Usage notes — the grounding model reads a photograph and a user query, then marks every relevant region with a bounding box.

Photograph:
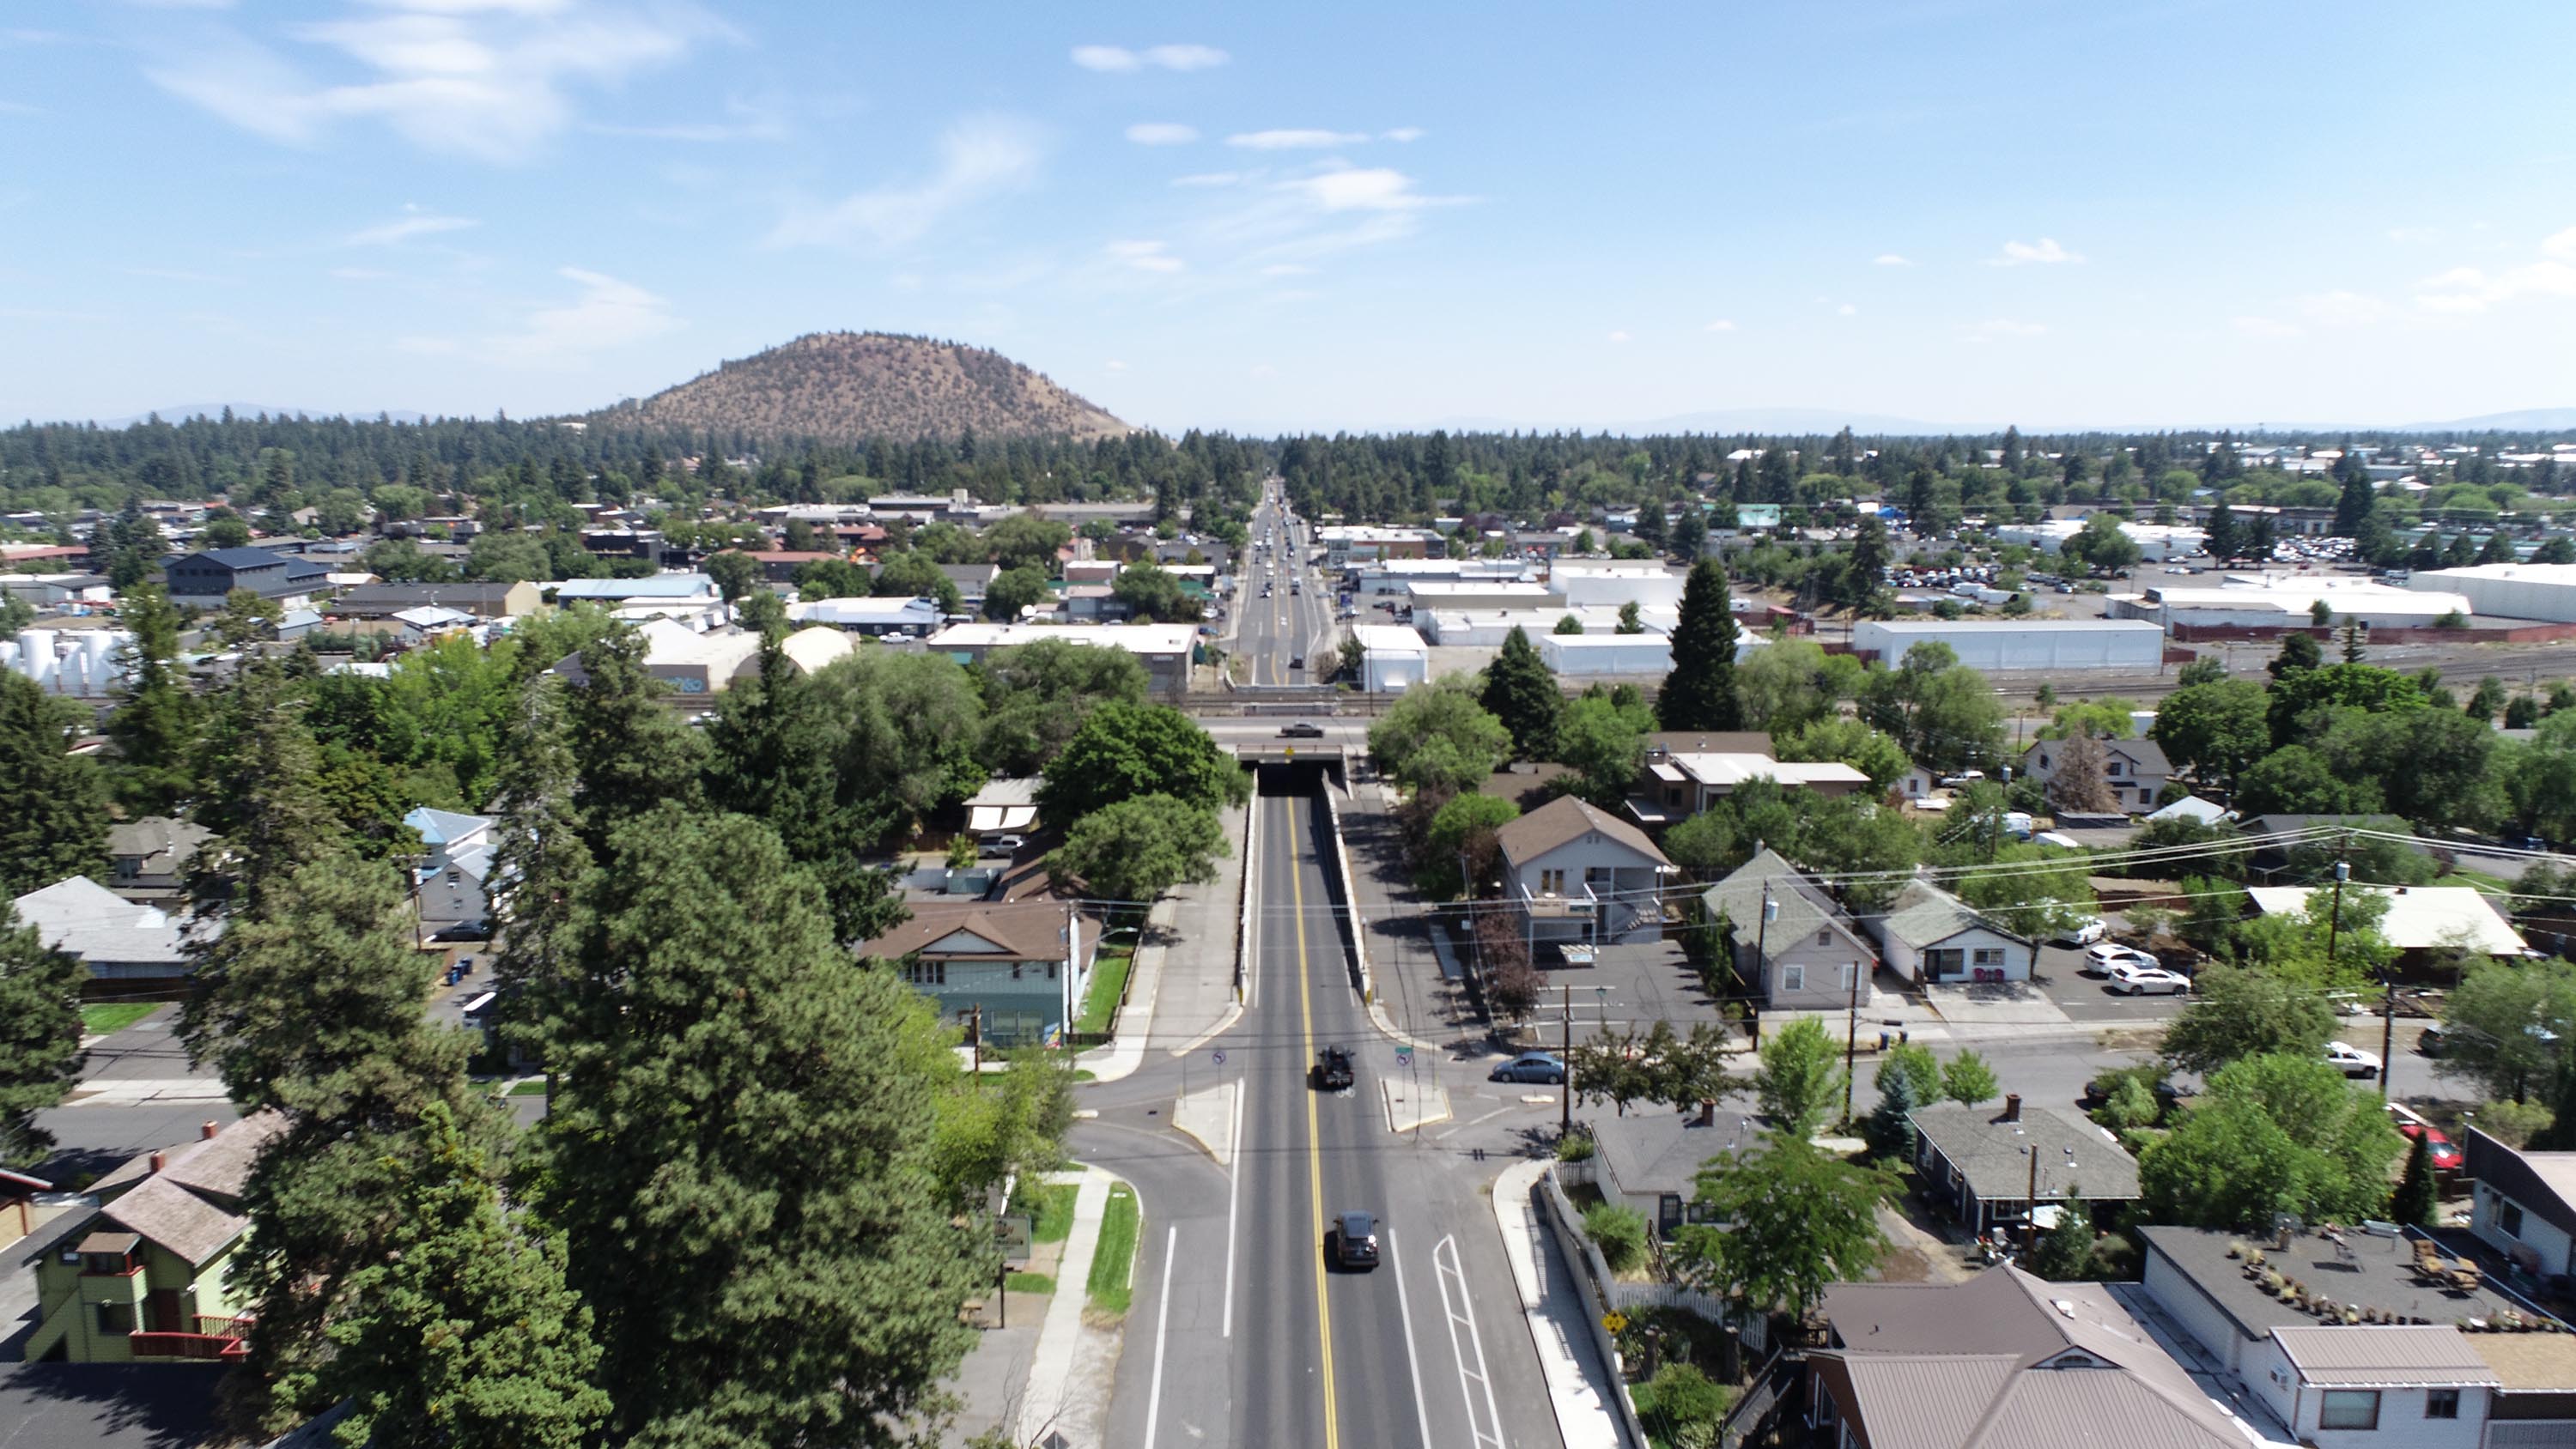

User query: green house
[26,1113,283,1364]
[860,900,1092,1048]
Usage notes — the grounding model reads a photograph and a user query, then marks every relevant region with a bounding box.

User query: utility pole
[2026,1143,2042,1257]
[1844,949,1867,1126]
[1560,981,1574,1138]
[1750,886,1777,1051]
[969,1004,981,1074]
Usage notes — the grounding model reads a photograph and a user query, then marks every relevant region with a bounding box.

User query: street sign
[1601,1311,1628,1335]
[1395,1047,1413,1066]
[1212,1050,1226,1065]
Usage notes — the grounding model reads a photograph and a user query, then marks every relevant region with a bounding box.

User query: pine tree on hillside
[1658,559,1744,731]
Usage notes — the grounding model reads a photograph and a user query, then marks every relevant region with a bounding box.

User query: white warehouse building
[1420,605,1677,646]
[1990,519,2208,562]
[1351,624,1431,693]
[1405,580,1564,614]
[2111,574,2472,629]
[1546,562,1689,610]
[2408,563,2576,622]
[1852,619,2166,672]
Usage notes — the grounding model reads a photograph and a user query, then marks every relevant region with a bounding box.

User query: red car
[2393,1116,2465,1173]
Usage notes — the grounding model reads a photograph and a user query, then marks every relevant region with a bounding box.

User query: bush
[2479,1098,2555,1149]
[1633,1362,1732,1444]
[1583,1201,1650,1273]
[1556,1132,1597,1162]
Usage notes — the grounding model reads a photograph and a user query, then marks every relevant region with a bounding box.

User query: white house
[2464,1128,2576,1281]
[1492,796,1676,951]
[1870,878,2032,985]
[405,806,500,939]
[2245,1327,2494,1449]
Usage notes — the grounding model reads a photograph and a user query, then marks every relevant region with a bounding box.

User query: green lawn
[1005,1271,1055,1294]
[1018,1182,1078,1244]
[1077,949,1133,1036]
[80,1003,157,1037]
[1086,1183,1141,1319]
[507,1078,550,1097]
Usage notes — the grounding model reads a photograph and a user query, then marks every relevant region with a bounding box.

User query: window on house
[1540,869,1567,895]
[1972,948,2005,967]
[1781,964,1806,993]
[2319,1391,2381,1430]
[1816,929,1832,946]
[2107,761,2123,777]
[1840,963,1857,990]
[97,1302,134,1334]
[907,961,946,987]
[2426,1389,2459,1420]
[2502,1201,2526,1239]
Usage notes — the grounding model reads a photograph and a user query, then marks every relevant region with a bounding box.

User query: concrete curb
[1490,1159,1631,1449]
[1173,1082,1238,1167]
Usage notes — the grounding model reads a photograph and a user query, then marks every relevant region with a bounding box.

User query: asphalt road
[1084,770,1551,1449]
[1238,488,1341,687]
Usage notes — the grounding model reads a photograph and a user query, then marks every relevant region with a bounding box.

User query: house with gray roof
[106,816,210,900]
[1807,1265,2249,1449]
[1702,848,1875,1011]
[2020,735,2172,814]
[2250,1325,2497,1449]
[1584,1106,1754,1239]
[1871,876,2034,985]
[1908,1097,2140,1239]
[404,807,500,940]
[2464,1126,2576,1282]
[11,876,206,981]
[1493,795,1675,951]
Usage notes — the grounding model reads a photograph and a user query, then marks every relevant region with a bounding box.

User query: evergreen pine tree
[321,1101,611,1449]
[105,584,202,810]
[2480,530,2518,565]
[0,671,108,897]
[532,806,984,1446]
[2205,503,2242,561]
[1658,559,1744,731]
[2247,510,2277,561]
[2332,470,2376,539]
[1844,518,1890,611]
[2391,1132,2437,1228]
[1863,1058,1923,1160]
[2269,630,2323,680]
[2342,621,2366,663]
[0,906,82,1167]
[562,627,708,856]
[1481,627,1563,761]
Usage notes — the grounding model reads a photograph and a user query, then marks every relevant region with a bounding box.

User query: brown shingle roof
[1493,794,1669,870]
[861,901,1078,963]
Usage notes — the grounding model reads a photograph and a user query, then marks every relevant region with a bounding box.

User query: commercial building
[1419,605,1679,646]
[1851,618,2166,672]
[1317,524,1442,566]
[2409,563,2576,623]
[1350,624,1429,693]
[1403,580,1564,614]
[1535,633,1675,677]
[2242,883,2530,959]
[161,546,332,606]
[2111,574,2472,630]
[331,580,544,621]
[1631,746,1869,822]
[1349,558,1528,597]
[0,628,133,696]
[550,620,854,700]
[545,573,721,608]
[1546,561,1689,610]
[786,596,945,636]
[921,622,1197,700]
[1990,518,2209,561]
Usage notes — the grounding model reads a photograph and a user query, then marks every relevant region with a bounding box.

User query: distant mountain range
[586,331,1131,443]
[2396,408,2576,432]
[95,403,428,427]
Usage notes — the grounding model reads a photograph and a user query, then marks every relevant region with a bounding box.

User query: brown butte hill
[592,331,1130,443]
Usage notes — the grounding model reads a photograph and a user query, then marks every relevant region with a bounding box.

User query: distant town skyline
[5,0,2573,433]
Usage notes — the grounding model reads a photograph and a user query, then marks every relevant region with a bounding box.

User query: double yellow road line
[1287,799,1340,1449]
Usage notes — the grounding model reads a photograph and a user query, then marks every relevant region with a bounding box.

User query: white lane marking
[1388,1230,1437,1449]
[1143,1222,1178,1447]
[1224,1078,1245,1337]
[1434,1234,1506,1449]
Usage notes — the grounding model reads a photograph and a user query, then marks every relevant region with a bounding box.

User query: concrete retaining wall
[1316,782,1371,997]
[1538,1165,1653,1448]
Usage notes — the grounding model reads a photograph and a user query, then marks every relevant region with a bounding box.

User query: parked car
[2050,919,2109,947]
[2106,964,2193,996]
[979,834,1027,858]
[1490,1052,1567,1085]
[2391,1113,2466,1172]
[1330,1210,1380,1270]
[2324,1040,2384,1079]
[1311,1046,1354,1091]
[2417,1024,2446,1057]
[2083,943,2160,976]
[1279,721,1326,738]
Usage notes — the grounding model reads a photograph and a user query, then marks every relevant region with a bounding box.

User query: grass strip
[1085,1183,1140,1319]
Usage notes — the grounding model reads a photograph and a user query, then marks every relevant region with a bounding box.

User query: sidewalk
[1012,1167,1121,1449]
[1339,773,1493,1056]
[1491,1158,1630,1449]
[1085,798,1249,1082]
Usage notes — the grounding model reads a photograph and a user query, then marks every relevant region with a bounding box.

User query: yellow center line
[1287,797,1340,1449]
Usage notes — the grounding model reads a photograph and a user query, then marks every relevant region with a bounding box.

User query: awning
[969,805,1039,833]
[76,1231,140,1255]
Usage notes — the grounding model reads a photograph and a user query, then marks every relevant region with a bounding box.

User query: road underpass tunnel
[1255,761,1364,991]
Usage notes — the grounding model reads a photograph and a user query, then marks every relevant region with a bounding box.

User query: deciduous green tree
[1753,1017,1847,1137]
[2138,1052,2403,1229]
[1674,1133,1890,1319]
[1048,793,1229,903]
[1941,1051,2001,1106]
[1041,700,1245,817]
[2161,965,2339,1074]
[1553,690,1654,808]
[974,636,1151,778]
[2438,958,2576,1103]
[1368,676,1512,797]
[2150,679,2270,791]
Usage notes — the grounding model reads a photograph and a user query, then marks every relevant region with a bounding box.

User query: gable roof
[2464,1126,2576,1243]
[860,900,1078,964]
[1818,1267,2244,1449]
[1494,794,1670,870]
[106,815,211,871]
[91,1111,285,1265]
[404,807,493,848]
[1878,878,2027,950]
[1906,1103,2140,1203]
[1702,848,1870,965]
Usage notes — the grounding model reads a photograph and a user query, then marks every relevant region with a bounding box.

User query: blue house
[860,901,1092,1048]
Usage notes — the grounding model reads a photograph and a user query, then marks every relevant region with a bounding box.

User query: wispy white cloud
[1837,302,1857,316]
[1107,239,1183,274]
[1281,167,1448,213]
[2231,315,2301,339]
[1104,358,1128,371]
[1381,127,1424,142]
[1228,128,1368,150]
[766,116,1043,249]
[403,264,677,366]
[1873,253,1913,267]
[587,95,788,142]
[1072,43,1228,72]
[1606,330,1631,343]
[143,0,732,163]
[1704,318,1735,332]
[1965,318,2045,339]
[1990,237,2081,266]
[2412,225,2576,314]
[344,204,477,246]
[1172,171,1248,187]
[1125,122,1197,145]
[2298,290,2386,325]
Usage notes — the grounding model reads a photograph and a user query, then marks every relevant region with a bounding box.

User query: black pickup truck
[1311,1046,1354,1091]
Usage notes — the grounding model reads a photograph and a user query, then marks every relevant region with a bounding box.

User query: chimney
[1698,1099,1716,1126]
[2002,1093,2022,1124]
[149,1151,167,1175]
[201,1120,220,1141]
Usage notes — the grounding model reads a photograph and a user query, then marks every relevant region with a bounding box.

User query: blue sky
[6,0,2575,433]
